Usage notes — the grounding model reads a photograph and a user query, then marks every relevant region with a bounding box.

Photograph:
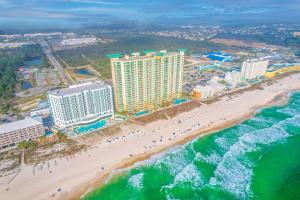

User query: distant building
[30,107,51,117]
[0,118,44,150]
[109,49,185,113]
[265,65,300,79]
[60,37,97,46]
[241,59,269,80]
[48,81,114,129]
[225,71,242,86]
[193,83,226,101]
[207,52,232,62]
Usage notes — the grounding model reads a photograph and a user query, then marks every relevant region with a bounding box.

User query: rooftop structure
[207,52,232,62]
[0,118,42,135]
[0,118,44,150]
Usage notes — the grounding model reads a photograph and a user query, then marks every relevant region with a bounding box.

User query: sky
[0,0,300,30]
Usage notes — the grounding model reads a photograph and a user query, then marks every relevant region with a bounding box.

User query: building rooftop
[207,52,232,62]
[109,49,186,62]
[0,118,42,135]
[48,81,109,96]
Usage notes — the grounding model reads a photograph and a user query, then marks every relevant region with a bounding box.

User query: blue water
[22,81,32,89]
[173,98,188,105]
[76,68,91,75]
[134,110,150,118]
[75,119,107,134]
[45,131,53,136]
[24,57,42,67]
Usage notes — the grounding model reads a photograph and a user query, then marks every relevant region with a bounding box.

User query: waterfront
[1,73,300,200]
[84,91,300,200]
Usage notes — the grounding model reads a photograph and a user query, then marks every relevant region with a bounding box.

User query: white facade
[30,107,51,117]
[48,81,114,128]
[193,83,226,100]
[0,118,44,150]
[241,59,269,80]
[225,71,242,86]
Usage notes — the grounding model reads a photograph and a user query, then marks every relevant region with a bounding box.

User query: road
[38,39,73,86]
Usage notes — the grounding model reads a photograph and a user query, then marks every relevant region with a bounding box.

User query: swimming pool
[133,110,149,118]
[74,119,107,134]
[173,98,188,105]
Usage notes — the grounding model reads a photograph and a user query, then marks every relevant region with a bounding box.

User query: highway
[39,39,73,86]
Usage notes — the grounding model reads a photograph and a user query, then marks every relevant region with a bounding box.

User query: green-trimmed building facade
[109,49,185,113]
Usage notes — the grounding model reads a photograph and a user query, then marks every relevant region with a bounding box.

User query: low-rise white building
[48,81,114,129]
[0,118,44,150]
[241,58,269,80]
[193,83,226,101]
[225,71,242,86]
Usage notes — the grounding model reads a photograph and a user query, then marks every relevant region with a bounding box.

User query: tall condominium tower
[109,49,185,113]
[241,58,269,80]
[48,81,114,128]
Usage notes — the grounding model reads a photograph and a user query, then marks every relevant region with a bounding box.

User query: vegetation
[215,31,300,47]
[17,140,38,151]
[54,34,225,79]
[56,131,68,141]
[0,103,21,116]
[0,44,46,100]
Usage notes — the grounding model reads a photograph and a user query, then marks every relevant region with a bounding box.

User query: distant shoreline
[69,90,293,200]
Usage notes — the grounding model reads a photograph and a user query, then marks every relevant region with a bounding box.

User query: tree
[17,140,38,151]
[56,131,67,141]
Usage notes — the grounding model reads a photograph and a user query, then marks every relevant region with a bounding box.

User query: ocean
[84,91,300,200]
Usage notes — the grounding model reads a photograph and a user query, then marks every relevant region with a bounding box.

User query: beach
[1,73,300,200]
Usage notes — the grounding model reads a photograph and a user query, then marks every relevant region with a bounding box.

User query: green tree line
[0,44,45,99]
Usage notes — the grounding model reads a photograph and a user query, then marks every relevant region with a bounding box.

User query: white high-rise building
[241,59,269,80]
[48,81,114,128]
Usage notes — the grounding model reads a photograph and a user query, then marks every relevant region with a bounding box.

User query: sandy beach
[1,73,300,200]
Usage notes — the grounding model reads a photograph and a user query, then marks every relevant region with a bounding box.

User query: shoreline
[68,90,292,200]
[1,73,300,200]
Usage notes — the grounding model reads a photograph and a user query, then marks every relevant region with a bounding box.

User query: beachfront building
[109,49,185,113]
[225,71,243,86]
[193,83,226,101]
[265,64,300,79]
[241,58,269,80]
[48,81,114,129]
[0,118,44,150]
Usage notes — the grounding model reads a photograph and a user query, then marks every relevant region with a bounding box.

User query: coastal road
[39,39,73,86]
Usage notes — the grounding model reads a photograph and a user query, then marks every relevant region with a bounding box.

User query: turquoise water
[134,110,150,118]
[74,119,107,134]
[173,98,188,105]
[84,91,300,200]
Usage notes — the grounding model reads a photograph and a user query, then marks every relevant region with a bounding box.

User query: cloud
[0,0,300,29]
[65,0,121,5]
